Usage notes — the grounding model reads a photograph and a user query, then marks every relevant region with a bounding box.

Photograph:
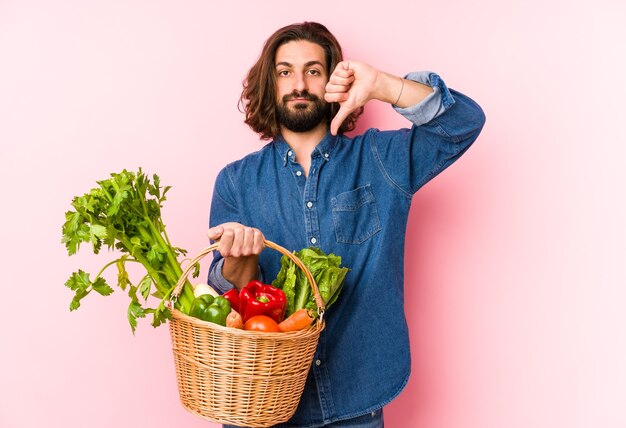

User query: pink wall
[1,1,625,427]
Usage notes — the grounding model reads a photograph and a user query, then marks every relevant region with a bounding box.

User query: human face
[274,40,330,133]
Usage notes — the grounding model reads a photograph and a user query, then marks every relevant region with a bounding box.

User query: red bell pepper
[222,288,241,314]
[239,280,287,323]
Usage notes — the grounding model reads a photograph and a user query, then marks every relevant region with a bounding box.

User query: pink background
[1,1,625,427]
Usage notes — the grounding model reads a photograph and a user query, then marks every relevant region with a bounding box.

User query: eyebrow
[275,60,325,68]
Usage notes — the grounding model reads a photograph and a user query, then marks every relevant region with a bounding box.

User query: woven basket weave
[168,240,325,427]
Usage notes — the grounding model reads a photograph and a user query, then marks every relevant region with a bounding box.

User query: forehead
[275,40,326,68]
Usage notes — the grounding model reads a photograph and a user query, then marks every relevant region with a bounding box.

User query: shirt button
[296,171,302,176]
[324,153,329,159]
[315,359,321,366]
[306,201,313,208]
[310,237,317,244]
[287,150,293,157]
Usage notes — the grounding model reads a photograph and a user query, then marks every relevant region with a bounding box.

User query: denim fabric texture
[222,409,384,428]
[208,72,486,428]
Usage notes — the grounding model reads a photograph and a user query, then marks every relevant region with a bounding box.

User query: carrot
[278,308,315,332]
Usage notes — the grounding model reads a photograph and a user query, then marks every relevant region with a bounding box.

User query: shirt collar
[274,131,338,166]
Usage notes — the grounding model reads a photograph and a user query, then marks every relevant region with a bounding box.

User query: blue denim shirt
[208,72,485,428]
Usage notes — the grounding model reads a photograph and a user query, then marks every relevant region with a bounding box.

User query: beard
[276,90,331,133]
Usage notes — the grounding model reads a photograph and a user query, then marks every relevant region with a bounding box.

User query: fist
[207,222,265,258]
[324,60,379,135]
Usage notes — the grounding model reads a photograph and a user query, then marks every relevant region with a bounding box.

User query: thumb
[330,105,352,136]
[207,225,224,241]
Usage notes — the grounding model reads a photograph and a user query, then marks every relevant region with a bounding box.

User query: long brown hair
[239,22,363,140]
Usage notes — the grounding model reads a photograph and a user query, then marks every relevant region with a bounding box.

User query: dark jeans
[223,408,384,428]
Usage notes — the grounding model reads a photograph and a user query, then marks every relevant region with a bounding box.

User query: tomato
[243,315,281,333]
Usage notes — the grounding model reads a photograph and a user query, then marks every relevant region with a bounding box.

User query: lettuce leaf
[272,247,349,317]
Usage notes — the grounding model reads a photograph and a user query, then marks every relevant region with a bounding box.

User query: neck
[280,121,328,159]
[280,122,328,150]
[280,121,328,177]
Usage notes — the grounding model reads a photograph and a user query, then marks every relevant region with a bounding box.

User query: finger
[218,228,235,257]
[327,73,354,87]
[331,61,354,78]
[207,225,224,241]
[230,227,245,257]
[252,229,265,254]
[241,227,255,256]
[330,105,354,136]
[325,81,352,94]
[325,91,350,103]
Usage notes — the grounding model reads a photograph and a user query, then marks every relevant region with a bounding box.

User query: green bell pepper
[189,294,231,326]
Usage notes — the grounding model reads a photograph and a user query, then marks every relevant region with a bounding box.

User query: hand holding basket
[168,240,325,427]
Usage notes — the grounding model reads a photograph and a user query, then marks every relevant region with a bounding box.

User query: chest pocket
[331,184,382,244]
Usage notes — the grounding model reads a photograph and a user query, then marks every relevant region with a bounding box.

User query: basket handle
[170,240,326,319]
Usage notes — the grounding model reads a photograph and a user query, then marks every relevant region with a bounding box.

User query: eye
[308,69,322,76]
[277,70,290,77]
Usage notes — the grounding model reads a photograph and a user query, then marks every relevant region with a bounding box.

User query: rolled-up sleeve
[370,71,486,195]
[392,71,455,125]
[207,258,236,293]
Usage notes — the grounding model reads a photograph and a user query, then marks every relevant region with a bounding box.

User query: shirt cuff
[392,71,455,126]
[208,257,237,294]
[207,257,265,294]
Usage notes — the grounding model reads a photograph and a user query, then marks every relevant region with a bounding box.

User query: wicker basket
[168,240,325,427]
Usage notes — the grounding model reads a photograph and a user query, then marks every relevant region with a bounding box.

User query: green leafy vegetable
[272,247,349,317]
[61,168,196,333]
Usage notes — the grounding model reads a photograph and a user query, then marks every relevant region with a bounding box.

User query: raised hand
[324,60,379,135]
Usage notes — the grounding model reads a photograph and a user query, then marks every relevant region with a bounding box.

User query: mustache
[282,90,319,102]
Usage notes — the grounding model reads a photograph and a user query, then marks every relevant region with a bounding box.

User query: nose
[293,72,306,92]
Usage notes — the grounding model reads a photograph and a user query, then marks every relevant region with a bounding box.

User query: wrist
[373,71,404,105]
[223,255,259,290]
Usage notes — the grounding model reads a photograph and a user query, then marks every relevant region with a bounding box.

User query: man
[207,22,485,428]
